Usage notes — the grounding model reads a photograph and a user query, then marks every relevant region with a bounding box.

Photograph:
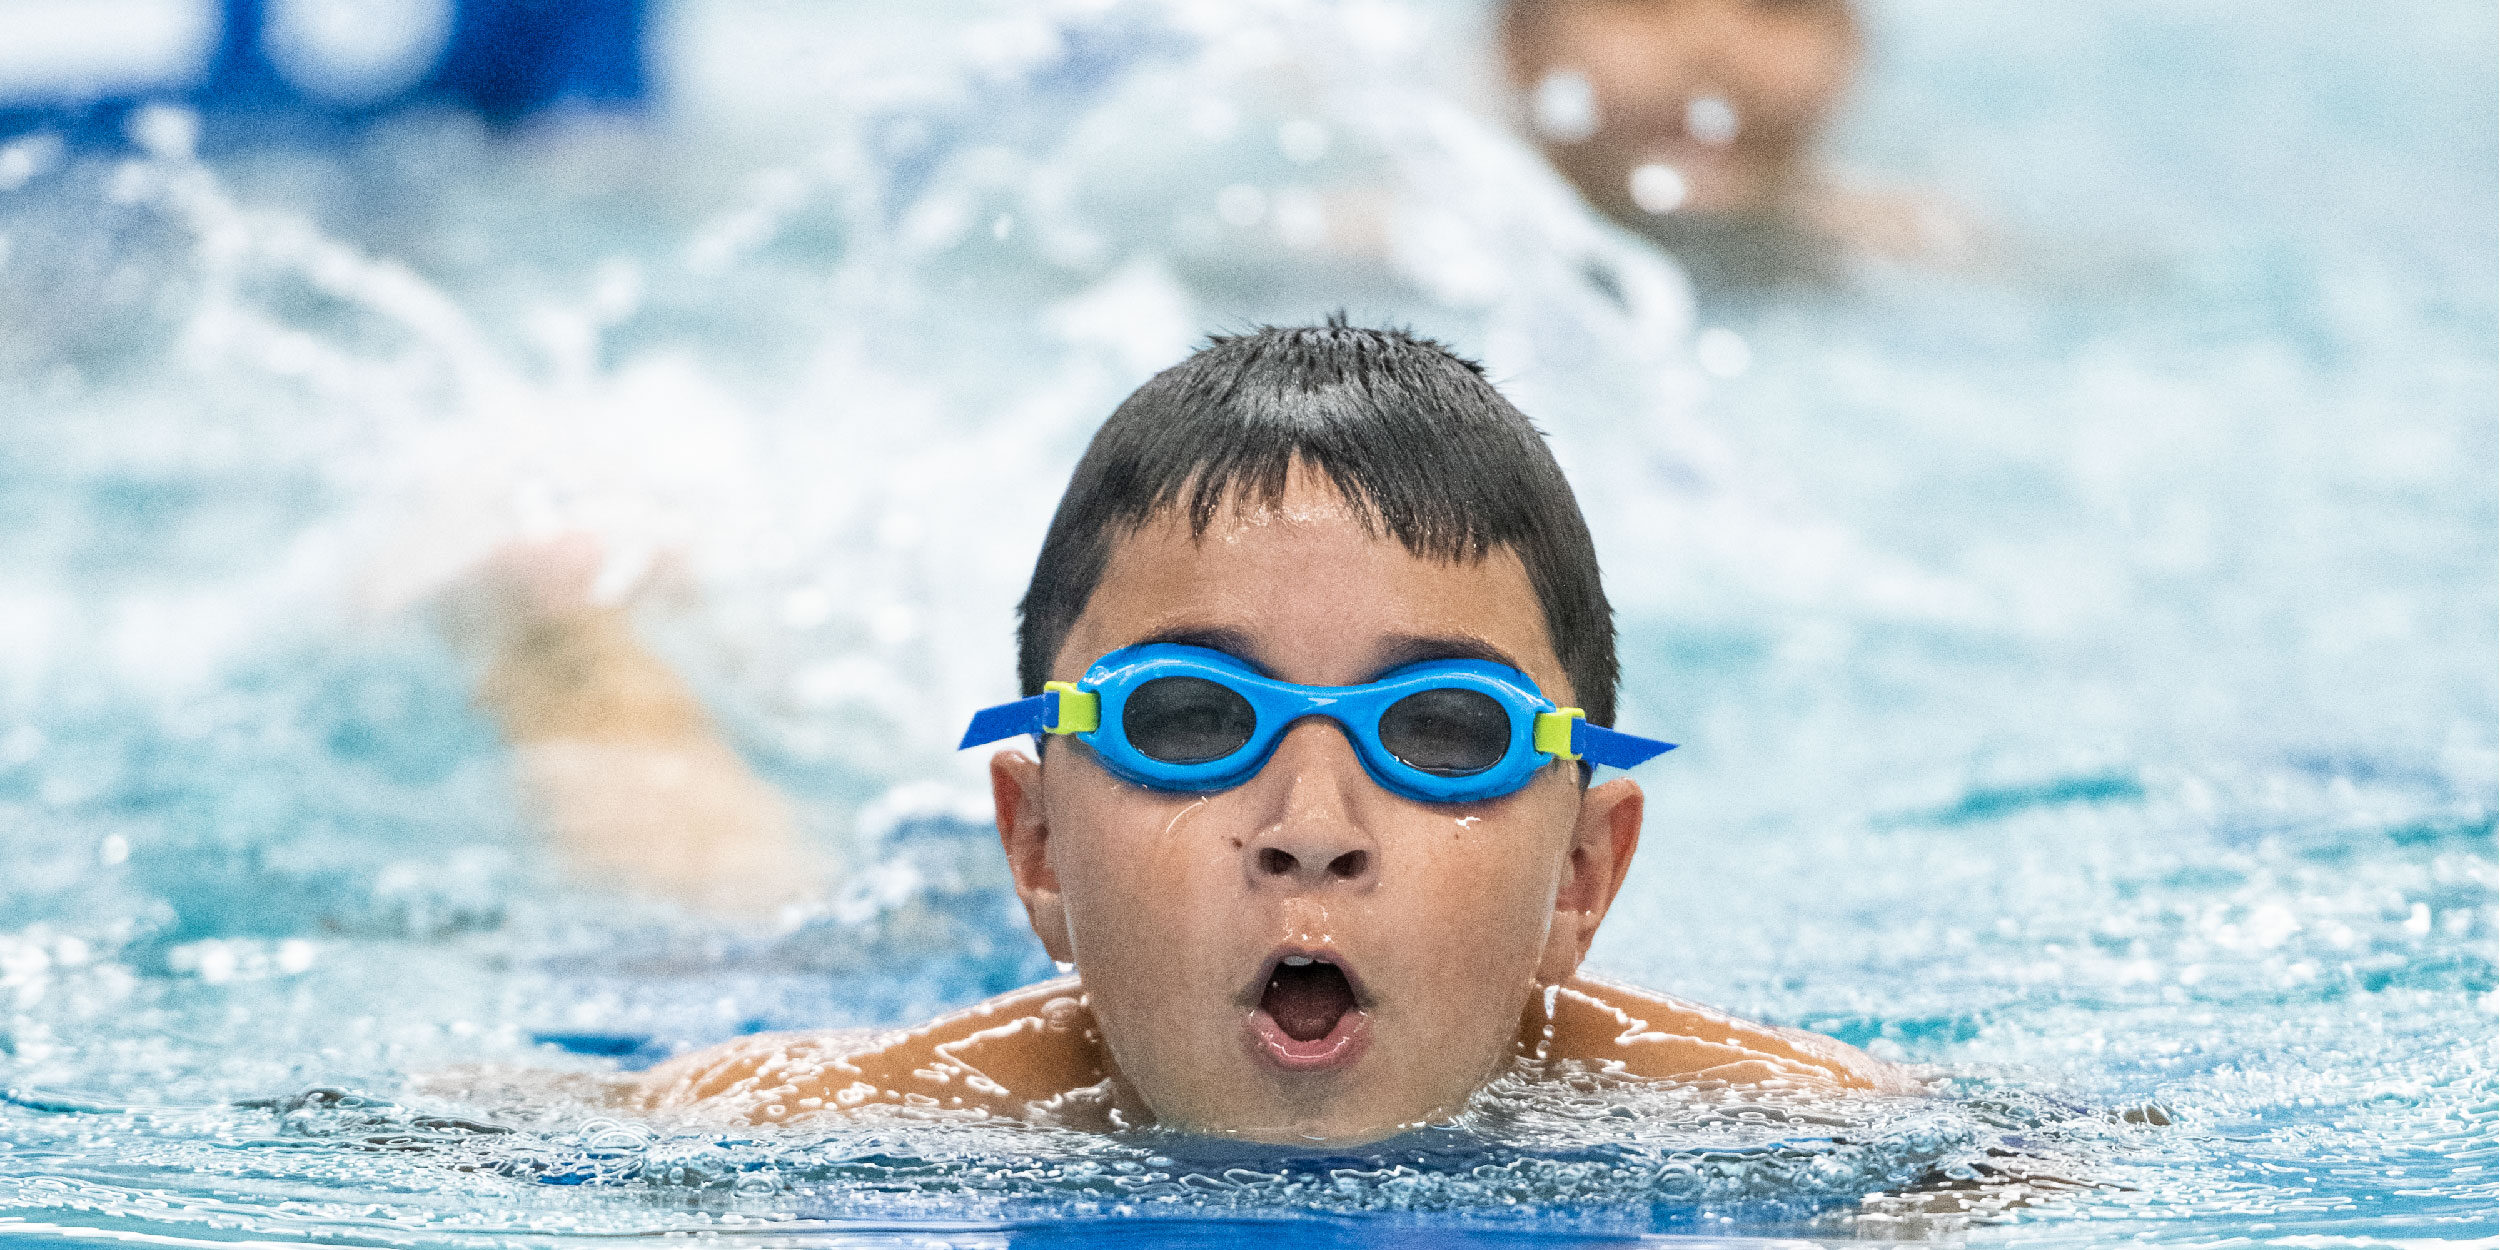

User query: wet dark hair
[1016,319,1620,726]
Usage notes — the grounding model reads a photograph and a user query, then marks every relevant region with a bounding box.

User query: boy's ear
[991,748,1073,965]
[1535,777,1644,984]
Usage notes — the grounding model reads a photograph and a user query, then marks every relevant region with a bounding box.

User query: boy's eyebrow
[1126,627,1527,682]
[1133,626,1275,675]
[1365,633,1527,679]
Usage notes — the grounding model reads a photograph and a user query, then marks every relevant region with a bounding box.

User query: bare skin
[634,467,1910,1142]
[635,972,1900,1129]
[1498,0,1984,288]
[444,535,818,915]
[1503,0,1860,223]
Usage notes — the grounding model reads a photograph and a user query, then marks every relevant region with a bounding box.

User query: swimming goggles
[959,643,1675,804]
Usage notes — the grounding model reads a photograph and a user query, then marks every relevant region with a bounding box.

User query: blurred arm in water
[438,536,819,916]
[1496,0,1988,299]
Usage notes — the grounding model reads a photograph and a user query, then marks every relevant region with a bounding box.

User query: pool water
[0,0,2492,1245]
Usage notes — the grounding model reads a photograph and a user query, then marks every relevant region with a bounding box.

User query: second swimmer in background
[1496,0,1983,300]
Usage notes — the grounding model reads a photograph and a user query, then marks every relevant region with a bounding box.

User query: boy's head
[1499,0,1860,226]
[988,323,1648,1143]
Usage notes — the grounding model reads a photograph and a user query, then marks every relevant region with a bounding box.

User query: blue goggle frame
[959,643,1675,804]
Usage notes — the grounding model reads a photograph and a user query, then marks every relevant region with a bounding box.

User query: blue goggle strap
[958,683,1101,750]
[1536,708,1679,771]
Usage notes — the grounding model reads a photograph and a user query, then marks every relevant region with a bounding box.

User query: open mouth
[1248,953,1371,1071]
[1265,957,1357,1041]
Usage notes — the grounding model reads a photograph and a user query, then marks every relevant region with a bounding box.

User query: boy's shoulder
[1529,975,1914,1092]
[638,974,1912,1124]
[635,977,1126,1126]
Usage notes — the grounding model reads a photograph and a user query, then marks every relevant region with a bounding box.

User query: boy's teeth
[1281,955,1314,967]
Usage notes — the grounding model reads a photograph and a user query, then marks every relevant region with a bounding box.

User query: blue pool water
[0,0,2492,1245]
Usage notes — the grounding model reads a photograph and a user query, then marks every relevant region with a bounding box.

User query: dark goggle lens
[1378,688,1512,776]
[1121,676,1257,764]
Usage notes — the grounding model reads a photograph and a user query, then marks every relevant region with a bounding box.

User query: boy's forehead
[1055,477,1572,699]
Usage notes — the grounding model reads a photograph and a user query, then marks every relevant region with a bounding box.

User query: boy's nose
[1242,719,1381,893]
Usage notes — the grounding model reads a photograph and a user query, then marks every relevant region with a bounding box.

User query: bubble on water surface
[1215,182,1266,228]
[1684,96,1739,147]
[1530,69,1599,144]
[1277,118,1331,164]
[0,132,64,192]
[1695,326,1751,377]
[1629,163,1687,215]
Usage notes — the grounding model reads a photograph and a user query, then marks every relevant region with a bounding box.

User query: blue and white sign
[0,0,649,142]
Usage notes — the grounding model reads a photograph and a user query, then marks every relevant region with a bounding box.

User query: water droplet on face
[1628,163,1688,215]
[1531,68,1600,144]
[1685,96,1740,147]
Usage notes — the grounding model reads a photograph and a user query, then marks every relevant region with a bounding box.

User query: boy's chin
[1155,1100,1446,1148]
[1133,1060,1478,1147]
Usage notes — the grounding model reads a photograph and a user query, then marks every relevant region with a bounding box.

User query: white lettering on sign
[265,0,454,105]
[0,0,218,104]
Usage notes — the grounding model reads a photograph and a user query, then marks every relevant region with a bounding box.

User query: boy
[474,323,1908,1144]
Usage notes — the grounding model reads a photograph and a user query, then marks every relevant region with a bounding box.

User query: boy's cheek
[1425,791,1588,961]
[1047,783,1233,948]
[1050,771,1212,876]
[1405,843,1568,981]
